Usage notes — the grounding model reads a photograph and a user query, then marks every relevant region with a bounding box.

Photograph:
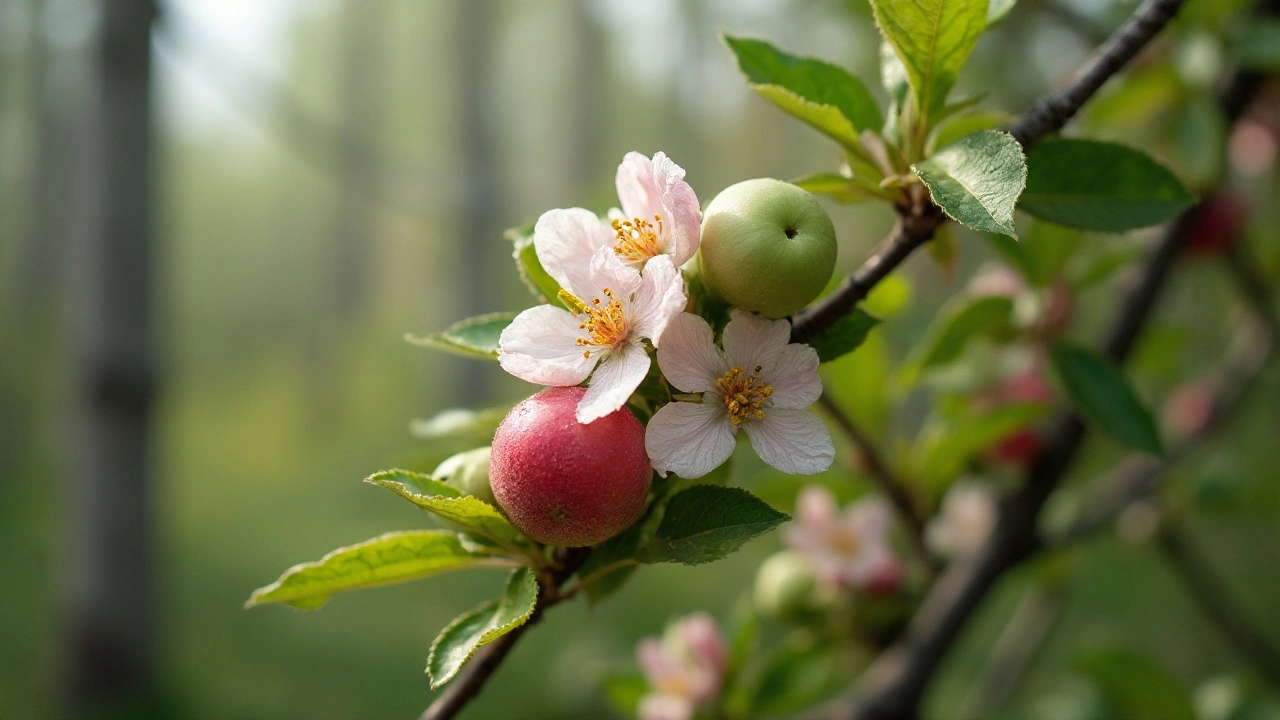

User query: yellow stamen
[570,287,629,354]
[612,214,663,264]
[715,365,773,426]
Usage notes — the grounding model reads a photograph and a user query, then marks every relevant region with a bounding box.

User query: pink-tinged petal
[655,313,726,394]
[534,207,615,297]
[844,497,892,545]
[637,639,680,687]
[796,485,839,527]
[637,694,695,720]
[743,408,834,475]
[498,305,596,386]
[617,151,664,225]
[629,255,689,345]
[678,613,728,679]
[722,310,790,375]
[765,343,822,409]
[585,245,644,303]
[577,342,651,424]
[645,401,736,479]
[653,151,702,266]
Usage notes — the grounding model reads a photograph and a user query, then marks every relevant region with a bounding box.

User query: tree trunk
[59,0,158,717]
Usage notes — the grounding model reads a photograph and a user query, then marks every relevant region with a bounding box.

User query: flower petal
[498,305,596,386]
[645,401,736,479]
[743,408,834,475]
[533,207,615,297]
[586,245,644,303]
[629,254,688,346]
[765,343,822,409]
[637,695,695,720]
[655,313,726,394]
[844,497,892,544]
[616,152,665,226]
[653,151,702,267]
[577,341,650,423]
[636,639,680,687]
[722,310,790,376]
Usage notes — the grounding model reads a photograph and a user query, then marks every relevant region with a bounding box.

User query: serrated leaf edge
[426,569,538,689]
[244,529,476,610]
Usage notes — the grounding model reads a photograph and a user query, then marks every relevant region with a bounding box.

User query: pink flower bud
[1164,382,1215,438]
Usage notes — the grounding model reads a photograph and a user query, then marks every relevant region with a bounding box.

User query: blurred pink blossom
[783,486,900,594]
[636,613,728,720]
[925,481,998,559]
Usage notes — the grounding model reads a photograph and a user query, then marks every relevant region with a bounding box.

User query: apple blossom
[783,485,900,593]
[635,613,728,720]
[925,481,998,559]
[498,246,686,423]
[644,310,834,478]
[534,151,701,280]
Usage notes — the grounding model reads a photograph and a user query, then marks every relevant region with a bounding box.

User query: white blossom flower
[498,246,686,423]
[645,310,834,478]
[535,152,701,282]
[636,613,728,720]
[783,486,900,593]
[925,480,997,559]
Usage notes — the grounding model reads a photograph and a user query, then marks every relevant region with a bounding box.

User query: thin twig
[817,394,937,575]
[1161,527,1280,689]
[792,207,946,344]
[958,583,1066,719]
[419,547,590,720]
[1009,0,1189,146]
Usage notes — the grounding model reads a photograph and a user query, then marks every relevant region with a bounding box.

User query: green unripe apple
[433,446,497,507]
[698,178,838,319]
[754,550,818,622]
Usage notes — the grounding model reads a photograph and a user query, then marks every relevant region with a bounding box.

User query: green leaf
[913,130,1027,238]
[1233,20,1280,71]
[245,530,488,611]
[640,485,789,565]
[426,567,538,688]
[405,312,517,361]
[1019,139,1194,232]
[987,0,1016,24]
[1078,649,1196,720]
[930,110,1011,155]
[366,470,530,549]
[723,35,881,153]
[505,223,564,306]
[807,309,881,363]
[1050,342,1163,454]
[871,0,988,130]
[409,406,508,442]
[913,295,1015,371]
[792,172,885,204]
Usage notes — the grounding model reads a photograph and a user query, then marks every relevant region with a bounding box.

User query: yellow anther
[715,366,774,426]
[612,215,664,264]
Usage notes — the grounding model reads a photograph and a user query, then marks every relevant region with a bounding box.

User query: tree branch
[418,548,590,720]
[1161,527,1280,689]
[792,206,946,344]
[818,394,937,575]
[959,582,1066,718]
[1009,0,1189,146]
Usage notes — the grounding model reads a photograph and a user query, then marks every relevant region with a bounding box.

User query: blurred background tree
[0,0,1277,719]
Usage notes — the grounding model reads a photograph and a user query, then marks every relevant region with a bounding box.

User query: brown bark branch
[1009,0,1189,146]
[817,394,937,575]
[1160,528,1280,690]
[419,548,590,720]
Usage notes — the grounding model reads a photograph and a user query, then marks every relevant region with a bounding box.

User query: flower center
[716,366,773,426]
[612,214,663,264]
[829,526,861,557]
[563,288,630,357]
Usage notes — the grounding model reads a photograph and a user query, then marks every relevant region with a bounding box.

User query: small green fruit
[433,446,497,507]
[754,550,818,621]
[698,178,837,318]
